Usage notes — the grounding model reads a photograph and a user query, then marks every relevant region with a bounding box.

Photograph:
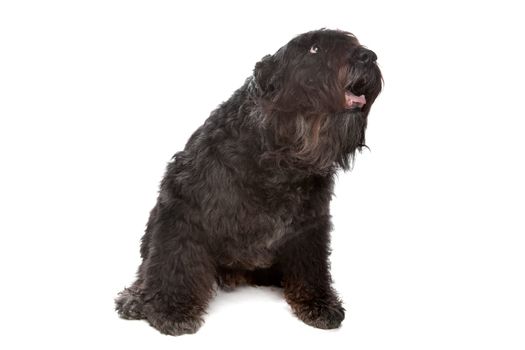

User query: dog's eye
[309,45,319,54]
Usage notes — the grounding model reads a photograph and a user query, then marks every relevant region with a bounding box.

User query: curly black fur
[115,29,382,335]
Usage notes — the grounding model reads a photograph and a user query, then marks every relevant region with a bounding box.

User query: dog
[115,29,382,335]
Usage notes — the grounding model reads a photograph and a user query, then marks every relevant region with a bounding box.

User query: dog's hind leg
[140,215,216,336]
[115,204,159,321]
[115,276,147,320]
[116,202,216,336]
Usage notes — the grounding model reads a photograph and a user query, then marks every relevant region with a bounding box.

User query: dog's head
[253,29,383,172]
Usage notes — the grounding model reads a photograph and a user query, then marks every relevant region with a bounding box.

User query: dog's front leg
[279,219,345,329]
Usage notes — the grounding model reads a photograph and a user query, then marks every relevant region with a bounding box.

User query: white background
[1,1,524,349]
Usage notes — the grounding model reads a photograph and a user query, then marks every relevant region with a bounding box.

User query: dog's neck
[253,109,367,176]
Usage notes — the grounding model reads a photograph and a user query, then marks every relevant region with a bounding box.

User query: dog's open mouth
[344,88,366,110]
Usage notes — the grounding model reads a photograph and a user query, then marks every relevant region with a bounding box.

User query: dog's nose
[357,49,377,64]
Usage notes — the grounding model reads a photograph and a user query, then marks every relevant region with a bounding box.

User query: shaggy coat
[116,29,382,335]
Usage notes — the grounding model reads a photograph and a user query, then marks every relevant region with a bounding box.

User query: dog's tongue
[345,91,366,109]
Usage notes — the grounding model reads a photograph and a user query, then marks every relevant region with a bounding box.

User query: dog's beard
[332,110,368,170]
[260,110,367,173]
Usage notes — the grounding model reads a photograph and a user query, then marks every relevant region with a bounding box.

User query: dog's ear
[253,54,279,96]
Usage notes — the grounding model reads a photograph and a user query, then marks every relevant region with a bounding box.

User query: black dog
[116,29,382,335]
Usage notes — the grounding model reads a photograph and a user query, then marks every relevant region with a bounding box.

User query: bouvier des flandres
[116,29,382,335]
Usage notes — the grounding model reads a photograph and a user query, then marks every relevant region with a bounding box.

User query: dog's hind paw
[115,287,146,320]
[145,311,203,336]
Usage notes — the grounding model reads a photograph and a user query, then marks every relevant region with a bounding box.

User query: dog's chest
[217,211,293,269]
[212,181,319,269]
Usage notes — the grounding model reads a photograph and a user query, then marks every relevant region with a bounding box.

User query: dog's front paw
[290,297,345,329]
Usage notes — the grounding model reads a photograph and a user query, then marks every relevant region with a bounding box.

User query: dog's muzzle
[345,91,366,110]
